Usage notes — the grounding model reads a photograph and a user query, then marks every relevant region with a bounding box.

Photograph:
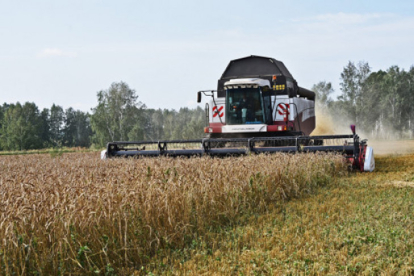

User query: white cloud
[37,48,77,58]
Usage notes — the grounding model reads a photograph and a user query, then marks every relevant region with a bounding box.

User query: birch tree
[90,82,145,147]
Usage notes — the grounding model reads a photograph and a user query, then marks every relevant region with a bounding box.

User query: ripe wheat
[0,152,345,274]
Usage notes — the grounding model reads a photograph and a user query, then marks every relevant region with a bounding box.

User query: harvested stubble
[0,152,345,274]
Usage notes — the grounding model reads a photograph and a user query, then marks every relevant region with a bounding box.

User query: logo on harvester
[213,106,224,117]
[277,103,290,115]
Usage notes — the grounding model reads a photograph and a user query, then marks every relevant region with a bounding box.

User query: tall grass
[0,152,345,274]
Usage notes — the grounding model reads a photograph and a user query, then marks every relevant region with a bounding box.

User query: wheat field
[0,152,345,274]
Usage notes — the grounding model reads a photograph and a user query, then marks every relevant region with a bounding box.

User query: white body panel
[364,146,375,172]
[221,124,267,133]
[209,95,226,124]
[272,96,315,122]
[272,95,289,121]
[292,97,315,122]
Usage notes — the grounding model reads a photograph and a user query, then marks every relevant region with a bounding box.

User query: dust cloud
[367,140,414,156]
[311,108,414,156]
[311,108,351,136]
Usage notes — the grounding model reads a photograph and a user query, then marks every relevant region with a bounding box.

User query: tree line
[0,82,206,151]
[313,62,414,139]
[0,62,413,151]
[0,102,92,151]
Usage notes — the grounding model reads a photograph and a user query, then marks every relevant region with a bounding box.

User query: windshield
[226,88,264,125]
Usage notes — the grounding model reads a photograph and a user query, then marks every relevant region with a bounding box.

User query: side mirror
[197,91,202,103]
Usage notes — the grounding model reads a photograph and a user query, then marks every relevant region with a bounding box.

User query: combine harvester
[102,55,375,172]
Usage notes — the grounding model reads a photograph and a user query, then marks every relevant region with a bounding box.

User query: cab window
[226,88,264,125]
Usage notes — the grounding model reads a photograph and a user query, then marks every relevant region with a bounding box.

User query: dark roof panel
[220,55,294,80]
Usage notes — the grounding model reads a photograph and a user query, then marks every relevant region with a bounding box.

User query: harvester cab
[199,56,316,139]
[102,55,375,172]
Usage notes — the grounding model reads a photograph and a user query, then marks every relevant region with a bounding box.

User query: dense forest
[0,61,413,151]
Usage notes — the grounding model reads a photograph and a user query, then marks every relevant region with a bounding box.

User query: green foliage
[338,61,371,125]
[319,62,414,139]
[39,108,51,148]
[63,108,92,147]
[0,102,43,150]
[312,81,334,109]
[50,104,64,147]
[0,104,5,151]
[89,81,206,147]
[49,149,64,158]
[0,102,93,151]
[162,107,205,140]
[90,81,146,147]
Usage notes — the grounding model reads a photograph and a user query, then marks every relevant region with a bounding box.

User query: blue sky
[1,0,414,112]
